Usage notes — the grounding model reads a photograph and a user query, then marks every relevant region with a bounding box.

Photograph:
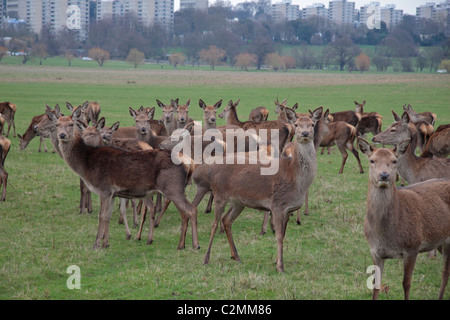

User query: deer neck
[313,119,328,151]
[226,107,242,126]
[396,128,420,184]
[58,132,90,178]
[366,183,397,231]
[164,119,177,135]
[284,140,317,187]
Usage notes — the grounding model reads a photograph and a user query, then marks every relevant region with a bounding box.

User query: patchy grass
[0,64,449,300]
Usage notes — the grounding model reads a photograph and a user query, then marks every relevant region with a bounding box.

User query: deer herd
[1,97,449,300]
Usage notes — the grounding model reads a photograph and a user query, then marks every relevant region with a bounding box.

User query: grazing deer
[421,125,450,158]
[372,112,450,184]
[46,107,199,250]
[0,102,17,138]
[0,135,11,201]
[319,121,364,174]
[218,99,294,152]
[18,114,51,153]
[199,99,222,130]
[248,106,269,122]
[203,113,320,273]
[358,137,450,300]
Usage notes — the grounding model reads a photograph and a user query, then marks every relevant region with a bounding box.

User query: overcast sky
[175,0,435,15]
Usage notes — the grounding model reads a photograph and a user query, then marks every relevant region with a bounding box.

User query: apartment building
[380,4,403,29]
[271,0,300,23]
[328,0,355,25]
[302,3,328,20]
[179,0,208,11]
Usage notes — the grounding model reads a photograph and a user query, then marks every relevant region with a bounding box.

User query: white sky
[174,0,435,15]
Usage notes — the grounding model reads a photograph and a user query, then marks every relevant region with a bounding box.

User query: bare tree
[88,47,110,67]
[126,48,145,68]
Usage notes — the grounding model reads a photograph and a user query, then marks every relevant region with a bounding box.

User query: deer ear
[111,121,120,132]
[185,98,191,107]
[76,120,87,132]
[392,110,401,122]
[148,107,155,119]
[394,139,410,157]
[401,111,410,124]
[97,117,106,129]
[129,107,137,119]
[309,106,323,122]
[156,99,164,109]
[46,110,58,122]
[65,102,73,111]
[357,137,373,156]
[292,103,298,110]
[214,99,223,109]
[171,99,178,109]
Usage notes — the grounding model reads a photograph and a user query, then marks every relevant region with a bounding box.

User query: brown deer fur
[372,112,450,184]
[203,113,320,273]
[199,99,222,130]
[319,121,364,174]
[248,106,269,122]
[46,107,199,250]
[421,126,450,158]
[18,113,51,152]
[358,138,450,300]
[0,135,11,201]
[0,102,17,137]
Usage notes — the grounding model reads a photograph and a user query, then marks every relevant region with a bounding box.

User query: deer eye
[393,160,397,165]
[370,160,375,164]
[390,129,396,133]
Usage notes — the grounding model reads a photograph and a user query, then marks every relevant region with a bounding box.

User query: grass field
[0,62,449,300]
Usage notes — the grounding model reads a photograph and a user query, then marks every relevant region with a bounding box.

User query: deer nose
[33,125,39,132]
[179,117,185,122]
[166,116,170,120]
[301,131,309,137]
[380,172,390,181]
[140,127,147,133]
[59,133,66,139]
[210,118,215,123]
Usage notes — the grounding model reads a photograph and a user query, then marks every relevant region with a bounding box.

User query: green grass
[0,64,449,300]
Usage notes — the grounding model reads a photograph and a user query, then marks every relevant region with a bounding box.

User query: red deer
[157,99,179,135]
[129,106,168,149]
[218,99,294,153]
[46,107,199,250]
[173,99,193,129]
[35,104,65,157]
[320,101,362,154]
[421,124,450,158]
[401,106,434,153]
[319,121,364,174]
[354,100,383,138]
[248,106,269,122]
[203,113,320,273]
[403,104,436,126]
[199,99,222,130]
[65,101,101,125]
[358,137,450,300]
[0,113,4,134]
[18,114,51,153]
[0,102,17,137]
[0,135,11,201]
[372,112,450,184]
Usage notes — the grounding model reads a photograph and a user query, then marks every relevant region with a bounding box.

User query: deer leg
[131,199,138,227]
[260,211,270,236]
[204,197,227,265]
[137,198,152,241]
[155,198,171,227]
[87,190,92,213]
[337,144,348,174]
[146,200,156,245]
[347,141,364,173]
[272,209,290,273]
[79,179,87,214]
[222,201,245,263]
[119,198,132,240]
[0,169,7,201]
[371,255,385,300]
[402,252,418,300]
[155,193,162,213]
[438,243,450,300]
[93,194,114,249]
[205,193,214,213]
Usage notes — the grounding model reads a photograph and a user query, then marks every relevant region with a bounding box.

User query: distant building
[271,0,300,23]
[302,3,328,20]
[179,0,208,11]
[416,2,436,19]
[328,0,355,25]
[380,4,403,29]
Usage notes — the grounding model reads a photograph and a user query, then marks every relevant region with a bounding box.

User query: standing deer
[403,104,436,126]
[0,135,11,201]
[203,113,320,273]
[248,106,269,123]
[199,99,222,130]
[0,102,17,138]
[372,111,450,184]
[157,99,178,135]
[354,100,383,139]
[358,137,450,300]
[173,99,193,129]
[46,107,199,250]
[319,121,364,174]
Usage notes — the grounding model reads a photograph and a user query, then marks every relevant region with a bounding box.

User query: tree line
[0,2,449,72]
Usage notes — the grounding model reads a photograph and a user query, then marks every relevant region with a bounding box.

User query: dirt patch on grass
[0,64,448,88]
